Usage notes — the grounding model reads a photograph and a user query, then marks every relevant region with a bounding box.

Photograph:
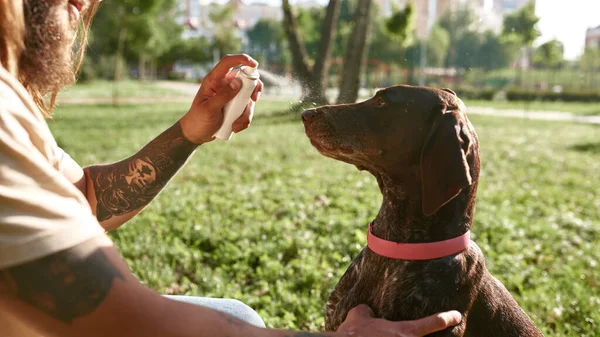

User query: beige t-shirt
[0,66,105,336]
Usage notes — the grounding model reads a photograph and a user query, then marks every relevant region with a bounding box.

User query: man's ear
[420,109,473,216]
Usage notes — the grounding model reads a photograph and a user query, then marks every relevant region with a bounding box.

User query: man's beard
[20,0,77,95]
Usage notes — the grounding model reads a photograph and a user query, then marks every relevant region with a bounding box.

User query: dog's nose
[301,109,318,123]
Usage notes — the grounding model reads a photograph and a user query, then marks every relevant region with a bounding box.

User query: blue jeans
[164,296,265,328]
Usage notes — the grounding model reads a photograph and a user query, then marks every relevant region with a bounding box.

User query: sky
[535,0,600,59]
[239,0,600,60]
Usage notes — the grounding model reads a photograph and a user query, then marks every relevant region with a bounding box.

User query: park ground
[49,81,600,336]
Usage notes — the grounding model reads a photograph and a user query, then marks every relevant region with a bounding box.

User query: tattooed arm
[59,55,264,231]
[0,235,338,337]
[82,121,198,230]
[0,235,459,337]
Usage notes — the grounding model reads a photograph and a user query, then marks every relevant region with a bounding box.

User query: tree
[502,1,540,47]
[502,1,540,85]
[438,6,477,68]
[533,39,565,69]
[480,31,518,71]
[337,0,374,103]
[337,2,413,103]
[282,0,341,104]
[246,19,287,66]
[424,24,449,68]
[209,3,242,58]
[89,0,182,80]
[159,36,212,66]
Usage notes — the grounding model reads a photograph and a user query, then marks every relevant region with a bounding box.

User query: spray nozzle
[241,66,260,79]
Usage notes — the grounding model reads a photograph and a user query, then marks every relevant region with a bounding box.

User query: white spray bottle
[214,66,260,140]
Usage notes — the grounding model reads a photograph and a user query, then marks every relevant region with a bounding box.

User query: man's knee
[164,296,265,328]
[224,299,265,328]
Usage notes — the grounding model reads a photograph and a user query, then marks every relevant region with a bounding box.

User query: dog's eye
[375,96,386,107]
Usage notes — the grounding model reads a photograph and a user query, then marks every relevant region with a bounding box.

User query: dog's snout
[301,109,318,123]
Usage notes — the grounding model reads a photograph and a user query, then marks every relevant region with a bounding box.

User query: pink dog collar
[367,223,470,260]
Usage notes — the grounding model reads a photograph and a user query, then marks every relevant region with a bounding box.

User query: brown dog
[301,85,544,336]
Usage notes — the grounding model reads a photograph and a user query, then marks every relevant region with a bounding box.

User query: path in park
[56,80,600,125]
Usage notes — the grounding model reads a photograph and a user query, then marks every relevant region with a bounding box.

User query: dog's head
[302,85,479,216]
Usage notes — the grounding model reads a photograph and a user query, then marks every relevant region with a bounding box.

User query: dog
[301,85,544,336]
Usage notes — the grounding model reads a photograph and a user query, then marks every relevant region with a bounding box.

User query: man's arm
[0,235,336,337]
[0,234,460,337]
[83,121,198,231]
[61,54,262,231]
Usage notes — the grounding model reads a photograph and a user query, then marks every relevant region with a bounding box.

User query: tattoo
[0,248,123,324]
[88,122,198,222]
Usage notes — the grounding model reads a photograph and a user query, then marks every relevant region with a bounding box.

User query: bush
[505,89,600,102]
[451,87,600,103]
[454,87,496,101]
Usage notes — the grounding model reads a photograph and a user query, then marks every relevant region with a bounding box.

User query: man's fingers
[232,100,254,133]
[200,55,256,96]
[207,54,257,83]
[225,69,240,82]
[251,79,264,102]
[346,304,375,320]
[409,311,462,336]
[207,78,242,112]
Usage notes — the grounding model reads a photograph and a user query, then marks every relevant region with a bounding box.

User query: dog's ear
[420,108,472,216]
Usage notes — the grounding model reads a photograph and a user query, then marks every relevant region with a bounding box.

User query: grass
[57,79,187,99]
[464,99,600,116]
[48,100,600,336]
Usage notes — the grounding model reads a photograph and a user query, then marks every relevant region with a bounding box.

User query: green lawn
[48,101,600,336]
[57,80,187,99]
[464,99,600,116]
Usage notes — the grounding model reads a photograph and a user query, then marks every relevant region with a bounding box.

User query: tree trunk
[310,0,341,104]
[281,0,340,105]
[113,13,127,106]
[114,21,127,82]
[139,54,147,81]
[281,0,311,86]
[337,0,373,104]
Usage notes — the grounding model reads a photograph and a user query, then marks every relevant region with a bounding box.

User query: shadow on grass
[570,142,600,154]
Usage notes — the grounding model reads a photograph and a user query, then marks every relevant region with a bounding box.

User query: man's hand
[180,54,265,144]
[336,304,462,337]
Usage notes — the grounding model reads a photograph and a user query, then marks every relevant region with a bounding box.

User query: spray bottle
[214,66,260,140]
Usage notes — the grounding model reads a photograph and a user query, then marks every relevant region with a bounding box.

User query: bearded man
[0,1,462,336]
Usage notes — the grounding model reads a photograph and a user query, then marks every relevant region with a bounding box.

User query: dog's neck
[371,174,475,244]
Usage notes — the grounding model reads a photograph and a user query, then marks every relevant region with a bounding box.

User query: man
[0,1,463,336]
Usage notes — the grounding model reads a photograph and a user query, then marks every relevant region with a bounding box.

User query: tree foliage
[246,19,288,66]
[502,1,540,46]
[580,48,600,70]
[533,39,565,69]
[208,4,242,57]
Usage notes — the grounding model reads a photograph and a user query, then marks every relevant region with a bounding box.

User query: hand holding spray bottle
[214,65,260,140]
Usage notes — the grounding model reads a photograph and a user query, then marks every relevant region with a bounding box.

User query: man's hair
[0,0,100,117]
[0,0,24,76]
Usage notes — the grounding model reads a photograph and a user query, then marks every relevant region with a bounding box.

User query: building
[227,0,283,31]
[586,25,600,49]
[500,0,530,13]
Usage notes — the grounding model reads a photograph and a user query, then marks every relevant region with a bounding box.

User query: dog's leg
[324,249,368,331]
[463,276,544,337]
